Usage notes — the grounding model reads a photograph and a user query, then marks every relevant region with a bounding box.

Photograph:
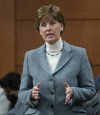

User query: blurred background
[0,0,100,79]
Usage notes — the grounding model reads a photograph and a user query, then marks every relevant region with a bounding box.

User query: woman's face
[39,17,63,44]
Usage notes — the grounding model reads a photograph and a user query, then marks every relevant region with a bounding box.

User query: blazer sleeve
[71,49,96,105]
[18,52,38,108]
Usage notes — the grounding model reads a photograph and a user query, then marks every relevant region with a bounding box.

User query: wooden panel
[63,20,100,65]
[16,21,44,65]
[0,0,15,78]
[92,66,100,79]
[16,66,23,75]
[16,0,100,19]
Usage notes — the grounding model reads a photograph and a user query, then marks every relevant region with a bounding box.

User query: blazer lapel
[53,41,73,74]
[34,45,52,75]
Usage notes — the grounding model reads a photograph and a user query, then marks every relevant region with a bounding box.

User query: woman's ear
[60,24,64,35]
[61,23,64,31]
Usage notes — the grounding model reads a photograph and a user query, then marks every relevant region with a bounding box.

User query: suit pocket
[25,108,37,114]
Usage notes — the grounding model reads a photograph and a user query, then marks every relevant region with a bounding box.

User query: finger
[65,87,71,94]
[35,96,40,100]
[65,93,71,99]
[32,83,40,91]
[65,94,71,104]
[32,93,39,97]
[32,93,38,97]
[65,98,70,104]
[37,83,40,89]
[32,94,40,100]
[32,86,39,91]
[32,90,39,94]
[64,82,69,88]
[32,90,40,99]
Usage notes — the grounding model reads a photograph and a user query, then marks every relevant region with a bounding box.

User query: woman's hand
[64,82,73,104]
[31,83,40,100]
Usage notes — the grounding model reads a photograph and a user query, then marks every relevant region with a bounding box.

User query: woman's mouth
[46,33,54,37]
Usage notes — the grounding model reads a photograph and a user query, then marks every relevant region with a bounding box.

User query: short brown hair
[35,5,65,34]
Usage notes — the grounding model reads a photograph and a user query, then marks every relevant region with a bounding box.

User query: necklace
[46,49,62,56]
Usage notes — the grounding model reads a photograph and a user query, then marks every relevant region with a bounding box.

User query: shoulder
[64,41,87,56]
[25,44,45,56]
[71,44,86,53]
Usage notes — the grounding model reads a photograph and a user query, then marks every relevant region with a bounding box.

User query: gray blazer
[6,99,27,115]
[18,41,96,115]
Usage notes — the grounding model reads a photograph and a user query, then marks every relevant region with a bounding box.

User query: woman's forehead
[40,15,55,22]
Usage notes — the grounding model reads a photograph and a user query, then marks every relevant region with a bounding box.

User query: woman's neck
[45,38,63,56]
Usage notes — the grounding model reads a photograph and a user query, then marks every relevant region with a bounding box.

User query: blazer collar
[34,41,73,75]
[54,41,73,74]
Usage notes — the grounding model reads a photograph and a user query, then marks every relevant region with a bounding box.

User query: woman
[18,4,96,115]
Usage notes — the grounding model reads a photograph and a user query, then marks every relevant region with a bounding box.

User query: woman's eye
[50,21,56,25]
[40,23,46,27]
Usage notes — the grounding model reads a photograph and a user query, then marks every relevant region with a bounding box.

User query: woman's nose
[46,24,51,30]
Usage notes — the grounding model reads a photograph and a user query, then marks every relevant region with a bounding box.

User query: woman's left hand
[64,82,73,104]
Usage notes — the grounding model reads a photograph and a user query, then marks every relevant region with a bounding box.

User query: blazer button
[51,91,54,95]
[51,104,54,108]
[50,78,53,81]
[48,76,53,81]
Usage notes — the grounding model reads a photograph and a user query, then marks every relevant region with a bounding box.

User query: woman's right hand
[31,83,40,100]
